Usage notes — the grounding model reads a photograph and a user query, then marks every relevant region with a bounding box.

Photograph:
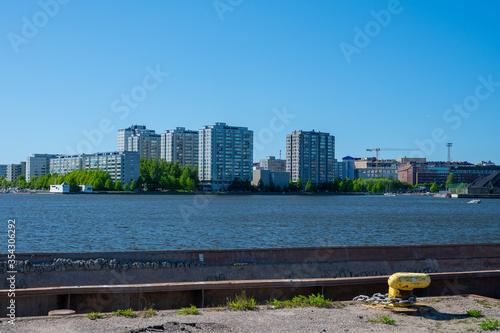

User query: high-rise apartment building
[6,162,26,182]
[117,125,160,160]
[286,130,335,184]
[49,151,140,184]
[160,127,199,167]
[198,122,253,190]
[26,154,60,181]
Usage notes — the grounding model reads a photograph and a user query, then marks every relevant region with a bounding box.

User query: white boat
[384,193,396,197]
[467,199,481,204]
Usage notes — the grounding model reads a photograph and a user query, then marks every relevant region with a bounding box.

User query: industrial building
[468,171,500,194]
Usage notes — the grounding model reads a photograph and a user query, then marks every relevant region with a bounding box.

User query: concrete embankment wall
[1,243,498,289]
[0,243,499,317]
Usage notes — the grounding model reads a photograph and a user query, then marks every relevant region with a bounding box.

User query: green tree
[353,182,361,192]
[296,178,303,191]
[344,177,354,192]
[105,179,114,190]
[67,176,80,193]
[185,178,196,191]
[446,172,456,188]
[179,168,191,189]
[123,183,130,191]
[115,180,123,191]
[430,182,438,192]
[257,179,265,191]
[269,181,276,192]
[332,177,340,192]
[305,180,314,192]
[130,179,137,191]
[94,178,104,191]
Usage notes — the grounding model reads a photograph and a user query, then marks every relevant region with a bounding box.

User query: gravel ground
[1,295,499,333]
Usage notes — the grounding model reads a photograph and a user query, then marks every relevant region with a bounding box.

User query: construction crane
[366,148,420,178]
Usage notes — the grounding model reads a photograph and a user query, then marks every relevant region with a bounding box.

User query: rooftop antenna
[279,150,282,160]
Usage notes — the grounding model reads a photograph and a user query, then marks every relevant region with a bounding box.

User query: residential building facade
[49,151,140,184]
[333,159,344,180]
[334,156,355,180]
[259,156,286,172]
[0,165,6,178]
[286,130,335,184]
[6,162,26,182]
[160,127,199,167]
[118,125,160,160]
[198,123,253,191]
[26,154,60,181]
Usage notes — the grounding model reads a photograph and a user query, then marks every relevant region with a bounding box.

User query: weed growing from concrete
[467,309,484,318]
[113,308,137,318]
[176,305,200,315]
[227,291,258,311]
[140,308,157,317]
[477,300,492,308]
[368,314,395,325]
[267,294,337,309]
[86,312,103,320]
[478,318,499,330]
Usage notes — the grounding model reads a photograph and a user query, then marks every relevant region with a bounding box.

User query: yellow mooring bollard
[387,273,431,307]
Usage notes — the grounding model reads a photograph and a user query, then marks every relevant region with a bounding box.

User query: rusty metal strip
[1,270,498,298]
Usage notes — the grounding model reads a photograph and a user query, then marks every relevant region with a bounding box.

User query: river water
[1,194,499,253]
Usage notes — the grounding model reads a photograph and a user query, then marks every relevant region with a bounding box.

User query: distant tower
[447,143,453,174]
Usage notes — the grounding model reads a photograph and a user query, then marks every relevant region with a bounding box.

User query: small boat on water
[384,193,396,197]
[467,199,481,204]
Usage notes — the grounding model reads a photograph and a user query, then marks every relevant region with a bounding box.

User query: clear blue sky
[1,0,499,164]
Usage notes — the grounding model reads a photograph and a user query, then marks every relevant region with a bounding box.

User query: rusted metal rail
[1,270,498,317]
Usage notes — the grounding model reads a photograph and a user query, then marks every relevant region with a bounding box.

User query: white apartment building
[198,123,253,191]
[118,125,160,160]
[286,130,335,184]
[26,154,60,181]
[49,151,140,184]
[160,127,199,167]
[6,162,26,182]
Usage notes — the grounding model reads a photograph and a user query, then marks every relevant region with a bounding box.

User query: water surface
[1,194,498,253]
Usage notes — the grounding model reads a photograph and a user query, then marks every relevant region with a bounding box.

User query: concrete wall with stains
[1,243,498,289]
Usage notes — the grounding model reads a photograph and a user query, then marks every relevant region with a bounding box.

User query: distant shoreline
[7,191,500,198]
